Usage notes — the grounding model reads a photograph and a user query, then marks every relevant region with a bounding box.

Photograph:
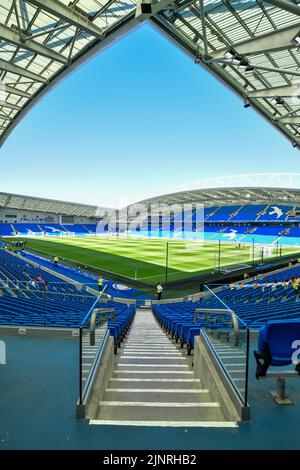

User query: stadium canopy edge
[1,0,300,149]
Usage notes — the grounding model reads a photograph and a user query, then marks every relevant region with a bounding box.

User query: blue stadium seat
[254,320,300,378]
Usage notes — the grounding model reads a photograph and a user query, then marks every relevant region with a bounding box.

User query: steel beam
[277,116,300,124]
[248,84,300,98]
[0,102,20,111]
[3,84,31,98]
[27,0,103,38]
[0,58,47,82]
[210,24,300,59]
[264,0,300,16]
[0,23,67,64]
[0,114,12,120]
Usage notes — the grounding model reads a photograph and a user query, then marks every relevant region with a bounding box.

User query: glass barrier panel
[200,285,249,404]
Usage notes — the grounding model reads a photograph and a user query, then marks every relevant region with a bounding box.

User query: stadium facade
[2,188,300,245]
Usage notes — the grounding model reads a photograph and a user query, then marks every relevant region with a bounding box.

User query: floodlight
[244,98,250,108]
[225,48,236,60]
[245,66,255,76]
[292,33,300,46]
[271,96,285,107]
[238,59,249,70]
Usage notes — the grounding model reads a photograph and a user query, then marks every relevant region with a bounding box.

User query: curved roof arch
[0,190,109,216]
[136,186,300,206]
[1,0,300,148]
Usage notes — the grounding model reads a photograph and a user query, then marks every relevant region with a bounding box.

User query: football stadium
[1,0,300,458]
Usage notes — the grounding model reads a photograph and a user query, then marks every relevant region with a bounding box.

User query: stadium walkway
[91,309,236,427]
[1,332,300,449]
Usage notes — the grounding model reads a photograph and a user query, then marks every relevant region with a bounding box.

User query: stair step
[113,371,194,379]
[90,308,236,427]
[109,378,202,389]
[104,389,211,403]
[118,358,186,365]
[116,364,189,369]
[96,402,226,422]
[90,419,237,428]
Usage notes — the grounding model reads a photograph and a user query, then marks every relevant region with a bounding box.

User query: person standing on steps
[156,282,163,301]
[97,273,103,292]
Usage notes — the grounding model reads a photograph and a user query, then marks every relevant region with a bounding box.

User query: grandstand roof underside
[1,187,300,213]
[137,186,300,206]
[0,191,105,216]
[1,1,300,148]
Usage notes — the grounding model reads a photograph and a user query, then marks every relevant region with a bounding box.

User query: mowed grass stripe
[11,235,300,285]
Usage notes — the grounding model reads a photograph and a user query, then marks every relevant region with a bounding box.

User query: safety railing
[200,285,250,407]
[78,286,112,405]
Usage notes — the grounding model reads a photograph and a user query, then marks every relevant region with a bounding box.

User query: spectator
[97,274,103,292]
[156,282,163,301]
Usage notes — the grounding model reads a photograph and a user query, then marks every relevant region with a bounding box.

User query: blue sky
[0,23,298,208]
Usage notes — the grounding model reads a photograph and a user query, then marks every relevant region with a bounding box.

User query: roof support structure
[0,58,48,83]
[0,23,68,64]
[210,24,300,59]
[199,0,208,56]
[277,106,300,120]
[264,0,300,16]
[276,116,300,124]
[135,0,177,21]
[248,84,300,98]
[0,114,12,120]
[3,85,31,99]
[0,102,20,111]
[27,0,104,38]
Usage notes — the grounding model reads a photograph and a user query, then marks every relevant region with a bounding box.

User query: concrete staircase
[81,328,105,385]
[90,309,237,427]
[209,336,247,395]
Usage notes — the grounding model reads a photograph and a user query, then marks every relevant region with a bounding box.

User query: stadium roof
[1,1,300,148]
[0,191,107,216]
[137,186,300,206]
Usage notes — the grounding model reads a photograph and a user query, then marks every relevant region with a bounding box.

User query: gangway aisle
[90,309,237,427]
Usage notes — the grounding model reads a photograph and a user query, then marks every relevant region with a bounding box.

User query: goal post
[60,231,75,237]
[253,244,274,261]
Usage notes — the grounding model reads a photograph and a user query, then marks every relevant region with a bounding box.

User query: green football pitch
[10,235,300,286]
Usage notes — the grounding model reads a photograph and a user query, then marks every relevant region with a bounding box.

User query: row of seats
[153,302,208,354]
[153,264,300,353]
[0,223,99,235]
[0,249,134,330]
[204,204,294,222]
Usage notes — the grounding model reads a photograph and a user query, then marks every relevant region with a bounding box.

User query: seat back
[260,320,300,363]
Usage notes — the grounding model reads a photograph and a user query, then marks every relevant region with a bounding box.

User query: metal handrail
[195,307,240,347]
[203,284,248,328]
[89,308,115,346]
[80,285,107,326]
